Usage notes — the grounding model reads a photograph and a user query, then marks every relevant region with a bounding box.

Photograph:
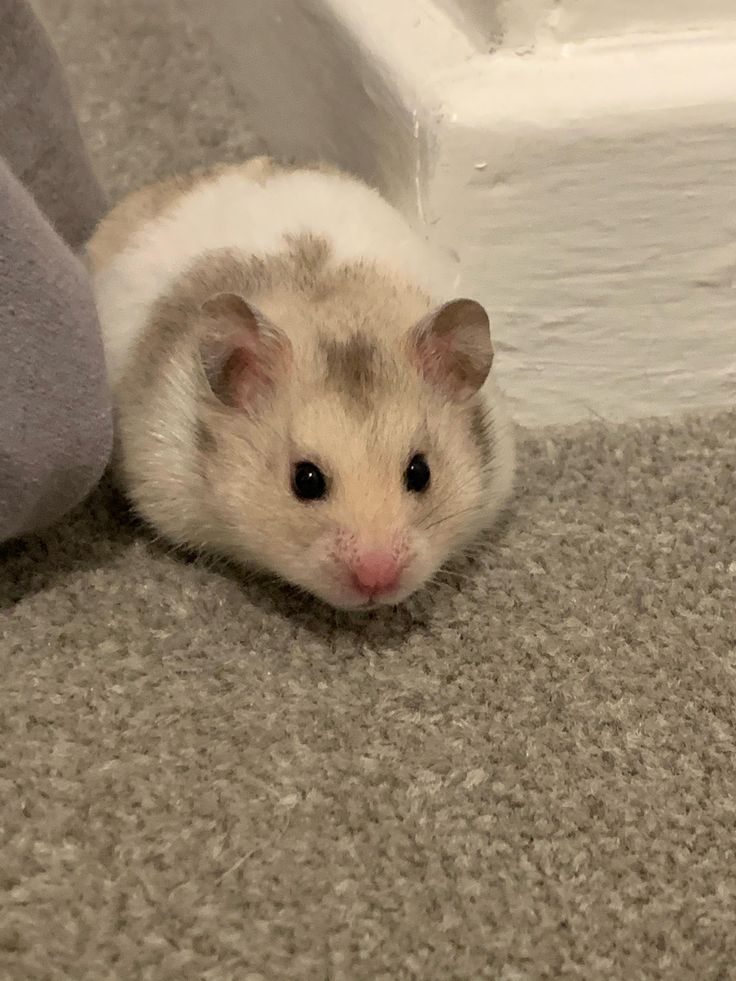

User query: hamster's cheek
[255,534,346,608]
[403,537,441,588]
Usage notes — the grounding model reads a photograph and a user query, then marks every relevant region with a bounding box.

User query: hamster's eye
[405,453,431,493]
[292,461,327,501]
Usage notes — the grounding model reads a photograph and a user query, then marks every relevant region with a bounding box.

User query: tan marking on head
[321,333,381,411]
[121,234,332,397]
[281,234,332,296]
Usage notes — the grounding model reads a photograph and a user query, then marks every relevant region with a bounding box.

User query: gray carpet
[2,2,736,978]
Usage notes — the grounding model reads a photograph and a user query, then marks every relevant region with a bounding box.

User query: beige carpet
[2,2,735,978]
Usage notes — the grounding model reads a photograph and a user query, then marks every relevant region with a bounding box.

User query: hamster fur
[88,157,515,610]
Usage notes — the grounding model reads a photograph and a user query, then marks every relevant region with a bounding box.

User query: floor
[1,1,735,978]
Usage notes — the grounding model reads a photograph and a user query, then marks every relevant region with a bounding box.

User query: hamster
[87,156,515,610]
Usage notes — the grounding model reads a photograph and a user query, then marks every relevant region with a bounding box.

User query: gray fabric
[0,0,106,248]
[1,0,735,978]
[1,411,734,980]
[0,158,111,540]
[0,0,111,541]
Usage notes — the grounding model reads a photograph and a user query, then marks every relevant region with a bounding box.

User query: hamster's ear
[198,293,292,409]
[408,298,493,401]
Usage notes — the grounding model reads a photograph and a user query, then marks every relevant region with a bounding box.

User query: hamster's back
[88,158,446,387]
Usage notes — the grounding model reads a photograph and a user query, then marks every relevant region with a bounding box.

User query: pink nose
[349,550,403,598]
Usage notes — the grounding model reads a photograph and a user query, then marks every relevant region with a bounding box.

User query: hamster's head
[191,289,511,610]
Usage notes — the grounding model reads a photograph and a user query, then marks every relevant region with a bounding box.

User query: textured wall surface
[446,0,736,46]
[193,0,736,425]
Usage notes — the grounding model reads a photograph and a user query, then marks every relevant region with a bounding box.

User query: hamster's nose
[349,549,404,598]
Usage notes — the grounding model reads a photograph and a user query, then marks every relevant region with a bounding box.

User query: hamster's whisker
[417,479,488,530]
[422,504,484,532]
[417,496,454,528]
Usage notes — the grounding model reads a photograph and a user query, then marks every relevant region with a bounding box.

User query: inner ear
[409,298,493,401]
[198,293,291,410]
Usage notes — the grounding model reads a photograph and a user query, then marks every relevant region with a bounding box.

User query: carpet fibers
[2,2,735,978]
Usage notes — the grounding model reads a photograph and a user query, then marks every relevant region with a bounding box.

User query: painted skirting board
[190,0,736,426]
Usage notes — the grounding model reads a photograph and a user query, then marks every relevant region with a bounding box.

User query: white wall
[447,0,736,46]
[192,0,736,427]
[555,0,736,41]
[435,0,502,46]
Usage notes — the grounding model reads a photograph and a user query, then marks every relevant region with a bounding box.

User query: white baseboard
[191,0,736,426]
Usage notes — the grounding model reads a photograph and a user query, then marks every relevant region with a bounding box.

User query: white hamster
[87,157,515,609]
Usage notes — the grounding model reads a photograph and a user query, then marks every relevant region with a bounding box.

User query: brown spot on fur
[282,234,332,297]
[195,417,217,455]
[469,400,494,471]
[125,235,332,395]
[321,333,380,410]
